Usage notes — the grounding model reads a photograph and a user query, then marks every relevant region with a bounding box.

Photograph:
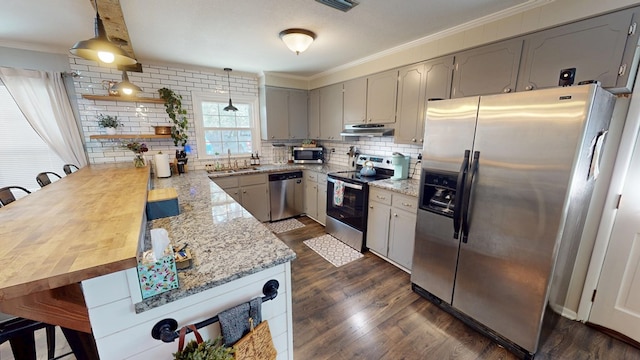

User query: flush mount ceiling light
[223,68,238,112]
[69,0,137,65]
[279,29,316,55]
[111,71,142,96]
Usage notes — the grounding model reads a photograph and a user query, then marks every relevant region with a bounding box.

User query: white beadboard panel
[81,270,131,308]
[85,263,291,359]
[125,267,143,304]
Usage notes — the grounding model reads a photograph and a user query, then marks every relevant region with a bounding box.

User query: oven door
[326,177,367,231]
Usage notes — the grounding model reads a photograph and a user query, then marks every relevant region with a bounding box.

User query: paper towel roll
[154,153,171,178]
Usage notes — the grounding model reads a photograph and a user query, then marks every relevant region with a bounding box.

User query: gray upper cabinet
[288,89,308,139]
[308,89,320,139]
[367,69,398,124]
[395,56,454,145]
[343,77,367,125]
[260,86,308,140]
[517,7,640,93]
[451,39,523,98]
[319,83,343,141]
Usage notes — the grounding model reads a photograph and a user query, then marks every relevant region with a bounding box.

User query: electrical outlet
[331,148,335,153]
[417,153,422,160]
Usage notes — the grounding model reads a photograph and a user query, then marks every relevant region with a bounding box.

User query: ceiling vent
[315,0,359,12]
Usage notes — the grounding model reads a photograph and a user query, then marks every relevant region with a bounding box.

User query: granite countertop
[135,170,296,313]
[206,163,350,178]
[369,178,420,197]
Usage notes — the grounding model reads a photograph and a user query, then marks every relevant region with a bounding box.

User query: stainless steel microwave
[293,147,323,164]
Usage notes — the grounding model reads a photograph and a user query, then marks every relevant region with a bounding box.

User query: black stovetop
[328,169,393,183]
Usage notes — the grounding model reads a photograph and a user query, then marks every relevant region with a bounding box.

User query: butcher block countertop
[0,163,149,302]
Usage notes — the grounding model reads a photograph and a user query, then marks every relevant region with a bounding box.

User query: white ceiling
[0,0,537,78]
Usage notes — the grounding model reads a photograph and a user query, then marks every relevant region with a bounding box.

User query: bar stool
[62,164,79,175]
[0,186,31,207]
[0,313,56,360]
[36,172,62,188]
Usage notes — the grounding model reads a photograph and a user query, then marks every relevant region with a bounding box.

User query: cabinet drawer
[392,193,418,213]
[213,176,239,189]
[370,187,392,206]
[239,173,267,186]
[305,171,318,183]
[317,173,327,184]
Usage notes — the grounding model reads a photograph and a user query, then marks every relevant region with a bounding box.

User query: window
[192,92,260,158]
[0,84,65,191]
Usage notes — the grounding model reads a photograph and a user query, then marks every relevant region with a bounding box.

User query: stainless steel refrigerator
[411,84,616,359]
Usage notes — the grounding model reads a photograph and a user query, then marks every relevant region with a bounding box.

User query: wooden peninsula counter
[0,164,296,359]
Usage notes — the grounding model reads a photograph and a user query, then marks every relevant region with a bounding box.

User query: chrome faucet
[227,149,232,169]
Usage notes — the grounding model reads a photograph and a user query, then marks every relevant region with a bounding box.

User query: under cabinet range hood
[340,124,395,137]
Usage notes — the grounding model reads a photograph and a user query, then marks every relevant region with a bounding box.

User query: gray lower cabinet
[451,38,523,98]
[517,7,640,93]
[261,86,308,140]
[212,174,270,222]
[366,187,417,271]
[303,171,327,225]
[319,83,343,141]
[395,56,454,145]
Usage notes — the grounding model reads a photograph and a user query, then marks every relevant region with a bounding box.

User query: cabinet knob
[393,213,398,217]
[402,202,412,207]
[411,138,416,142]
[370,205,374,209]
[243,190,247,194]
[503,88,512,93]
[271,136,275,139]
[525,85,535,91]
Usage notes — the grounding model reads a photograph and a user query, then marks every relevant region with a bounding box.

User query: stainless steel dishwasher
[268,171,304,221]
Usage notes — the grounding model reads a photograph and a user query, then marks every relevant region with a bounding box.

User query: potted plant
[158,88,189,147]
[97,113,121,135]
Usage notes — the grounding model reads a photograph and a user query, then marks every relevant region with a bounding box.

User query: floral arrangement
[123,141,149,167]
[125,141,149,154]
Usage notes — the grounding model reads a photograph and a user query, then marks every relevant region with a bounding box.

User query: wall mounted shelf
[89,134,171,140]
[82,95,165,104]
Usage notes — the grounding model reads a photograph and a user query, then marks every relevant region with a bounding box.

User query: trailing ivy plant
[158,87,189,147]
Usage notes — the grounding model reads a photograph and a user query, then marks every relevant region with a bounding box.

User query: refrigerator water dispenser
[419,170,458,217]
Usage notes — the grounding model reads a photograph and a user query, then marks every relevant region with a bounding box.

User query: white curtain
[0,67,87,167]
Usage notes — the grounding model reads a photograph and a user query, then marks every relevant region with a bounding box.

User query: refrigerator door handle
[453,150,471,239]
[461,151,480,243]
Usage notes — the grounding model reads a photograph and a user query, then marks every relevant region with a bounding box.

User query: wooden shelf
[89,134,171,140]
[82,94,164,104]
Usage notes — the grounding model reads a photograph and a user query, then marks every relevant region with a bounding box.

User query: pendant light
[279,29,316,55]
[111,71,142,96]
[223,68,238,112]
[69,0,137,65]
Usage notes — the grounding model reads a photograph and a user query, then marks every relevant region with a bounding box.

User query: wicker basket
[233,319,276,360]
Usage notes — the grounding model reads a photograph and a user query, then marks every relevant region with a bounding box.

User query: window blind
[0,84,65,192]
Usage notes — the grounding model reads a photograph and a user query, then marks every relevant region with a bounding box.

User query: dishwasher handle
[327,177,363,190]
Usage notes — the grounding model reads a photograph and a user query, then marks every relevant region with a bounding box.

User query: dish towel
[333,180,345,206]
[219,297,262,347]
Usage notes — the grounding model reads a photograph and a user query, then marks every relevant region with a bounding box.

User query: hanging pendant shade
[111,71,142,96]
[223,68,238,112]
[69,2,137,65]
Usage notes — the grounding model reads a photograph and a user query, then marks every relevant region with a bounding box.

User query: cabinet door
[425,55,454,101]
[366,70,398,124]
[308,89,320,139]
[395,63,427,145]
[288,90,308,140]
[319,83,344,141]
[389,209,417,270]
[517,8,640,93]
[226,187,242,204]
[452,39,523,98]
[241,184,270,222]
[262,87,289,140]
[317,181,327,225]
[343,77,367,125]
[304,182,318,219]
[366,200,390,255]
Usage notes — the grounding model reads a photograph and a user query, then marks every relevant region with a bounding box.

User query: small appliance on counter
[293,146,323,164]
[391,152,410,180]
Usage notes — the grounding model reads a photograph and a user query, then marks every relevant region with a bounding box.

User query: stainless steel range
[326,154,395,252]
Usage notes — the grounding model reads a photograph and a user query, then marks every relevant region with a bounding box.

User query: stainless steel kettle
[359,160,376,176]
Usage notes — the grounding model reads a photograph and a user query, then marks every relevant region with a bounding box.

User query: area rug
[303,234,364,267]
[265,218,305,234]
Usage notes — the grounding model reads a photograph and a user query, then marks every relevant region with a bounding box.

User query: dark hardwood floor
[278,216,640,360]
